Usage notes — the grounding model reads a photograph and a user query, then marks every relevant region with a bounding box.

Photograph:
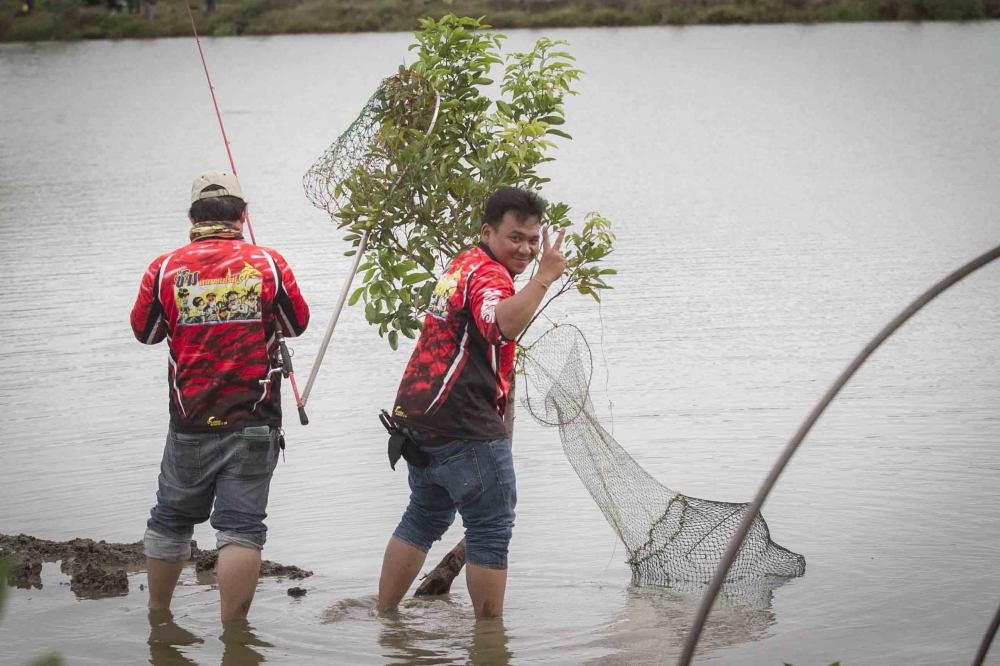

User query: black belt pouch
[379,410,429,470]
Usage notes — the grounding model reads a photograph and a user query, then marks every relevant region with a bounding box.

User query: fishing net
[522,325,806,585]
[303,70,439,216]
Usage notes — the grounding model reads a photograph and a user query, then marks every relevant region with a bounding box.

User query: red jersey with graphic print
[393,244,516,441]
[131,238,309,433]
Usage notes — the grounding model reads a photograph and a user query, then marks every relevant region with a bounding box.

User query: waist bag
[379,410,429,470]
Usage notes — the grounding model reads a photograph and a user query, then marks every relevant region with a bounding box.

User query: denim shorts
[393,437,517,570]
[144,425,280,561]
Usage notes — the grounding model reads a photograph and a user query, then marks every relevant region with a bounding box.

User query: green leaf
[328,16,615,350]
[403,271,434,285]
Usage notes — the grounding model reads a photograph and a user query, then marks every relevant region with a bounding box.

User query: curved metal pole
[678,243,1000,666]
[972,600,1000,666]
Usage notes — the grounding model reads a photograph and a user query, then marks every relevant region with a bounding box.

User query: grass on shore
[1,0,997,43]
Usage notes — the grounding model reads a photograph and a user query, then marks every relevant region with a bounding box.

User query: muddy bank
[1,534,312,599]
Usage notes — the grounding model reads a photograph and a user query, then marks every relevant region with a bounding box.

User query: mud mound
[1,533,312,598]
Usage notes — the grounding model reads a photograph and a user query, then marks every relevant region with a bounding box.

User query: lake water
[0,20,998,666]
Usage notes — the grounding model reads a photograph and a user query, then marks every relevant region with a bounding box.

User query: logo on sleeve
[479,288,501,324]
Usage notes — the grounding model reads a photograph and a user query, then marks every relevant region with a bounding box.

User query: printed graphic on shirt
[427,267,462,320]
[174,262,263,325]
[394,246,515,440]
[478,288,502,325]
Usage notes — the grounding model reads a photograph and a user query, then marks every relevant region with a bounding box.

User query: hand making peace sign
[537,226,568,286]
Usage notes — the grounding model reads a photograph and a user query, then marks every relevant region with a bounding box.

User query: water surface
[0,21,998,665]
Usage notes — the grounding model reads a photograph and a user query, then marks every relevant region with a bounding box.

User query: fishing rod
[182,0,254,245]
[183,0,308,425]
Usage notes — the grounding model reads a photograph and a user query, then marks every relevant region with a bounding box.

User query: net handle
[300,81,440,406]
[677,243,1000,666]
[300,227,369,405]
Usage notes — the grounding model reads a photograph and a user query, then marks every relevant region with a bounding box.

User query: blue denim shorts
[393,437,517,570]
[144,425,280,561]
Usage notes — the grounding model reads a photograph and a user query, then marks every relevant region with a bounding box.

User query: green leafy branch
[334,14,615,349]
[518,212,616,342]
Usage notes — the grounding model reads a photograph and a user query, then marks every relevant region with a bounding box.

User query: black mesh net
[522,324,806,585]
[303,70,439,217]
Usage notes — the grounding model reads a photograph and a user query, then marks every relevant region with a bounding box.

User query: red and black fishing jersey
[393,244,516,441]
[131,238,309,433]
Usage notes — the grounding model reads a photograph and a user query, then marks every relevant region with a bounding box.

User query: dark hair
[482,186,546,229]
[188,185,246,223]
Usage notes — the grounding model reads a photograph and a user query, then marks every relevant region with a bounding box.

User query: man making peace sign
[377,186,567,619]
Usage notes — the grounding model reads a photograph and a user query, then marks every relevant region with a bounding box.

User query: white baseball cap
[190,171,244,203]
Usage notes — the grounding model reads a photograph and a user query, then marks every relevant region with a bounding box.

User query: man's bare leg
[146,557,185,610]
[377,537,428,612]
[216,544,261,622]
[466,564,507,619]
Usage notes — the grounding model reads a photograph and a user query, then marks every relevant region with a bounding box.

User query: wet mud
[1,533,312,599]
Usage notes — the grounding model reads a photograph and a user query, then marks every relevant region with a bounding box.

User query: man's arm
[271,251,309,337]
[494,228,567,341]
[130,259,167,345]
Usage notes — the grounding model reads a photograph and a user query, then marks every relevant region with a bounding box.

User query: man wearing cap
[131,171,309,621]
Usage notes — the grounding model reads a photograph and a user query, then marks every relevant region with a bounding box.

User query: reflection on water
[147,611,272,666]
[147,610,202,666]
[219,619,273,666]
[663,573,794,612]
[322,595,513,665]
[377,607,513,666]
[0,20,998,666]
[468,619,512,666]
[585,580,789,664]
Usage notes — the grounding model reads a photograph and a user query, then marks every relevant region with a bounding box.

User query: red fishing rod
[183,0,309,426]
[183,0,254,244]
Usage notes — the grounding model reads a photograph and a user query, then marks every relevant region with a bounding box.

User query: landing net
[303,70,439,217]
[522,325,806,584]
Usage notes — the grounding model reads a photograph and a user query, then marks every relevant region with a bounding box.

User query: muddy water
[1,22,998,665]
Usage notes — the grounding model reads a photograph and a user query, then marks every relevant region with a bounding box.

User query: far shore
[1,0,998,43]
